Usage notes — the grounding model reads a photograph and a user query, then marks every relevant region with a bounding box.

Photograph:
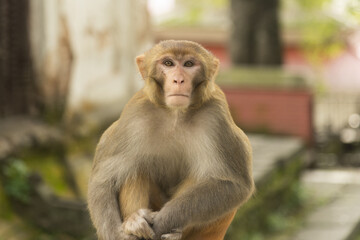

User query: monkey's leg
[183,210,236,240]
[120,176,169,239]
[119,176,151,219]
[119,176,156,239]
[120,176,168,218]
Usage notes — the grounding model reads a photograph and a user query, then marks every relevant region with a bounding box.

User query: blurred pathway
[291,169,360,240]
[248,134,302,182]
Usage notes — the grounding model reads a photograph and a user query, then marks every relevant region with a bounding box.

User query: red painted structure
[222,88,313,144]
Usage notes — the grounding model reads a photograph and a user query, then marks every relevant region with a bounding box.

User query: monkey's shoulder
[200,94,252,153]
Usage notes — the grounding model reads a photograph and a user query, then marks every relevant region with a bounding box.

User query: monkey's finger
[122,234,138,240]
[138,219,155,239]
[161,232,182,240]
[124,216,155,239]
[119,228,138,240]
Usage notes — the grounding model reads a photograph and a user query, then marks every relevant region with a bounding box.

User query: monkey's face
[136,40,219,110]
[158,55,201,109]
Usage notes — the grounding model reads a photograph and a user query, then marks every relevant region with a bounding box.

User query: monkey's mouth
[168,94,189,98]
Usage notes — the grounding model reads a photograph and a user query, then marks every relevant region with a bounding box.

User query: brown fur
[120,176,150,220]
[87,40,255,240]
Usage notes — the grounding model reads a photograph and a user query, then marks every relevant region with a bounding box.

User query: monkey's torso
[94,88,251,197]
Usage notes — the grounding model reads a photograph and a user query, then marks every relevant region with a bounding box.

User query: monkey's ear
[210,58,220,82]
[136,54,146,80]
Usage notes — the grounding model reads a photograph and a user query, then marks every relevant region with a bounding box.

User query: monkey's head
[136,40,220,110]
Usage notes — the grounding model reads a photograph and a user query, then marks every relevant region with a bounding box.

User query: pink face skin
[158,55,201,109]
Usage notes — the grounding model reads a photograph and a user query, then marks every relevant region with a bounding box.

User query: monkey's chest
[134,130,188,174]
[129,118,218,176]
[137,125,186,156]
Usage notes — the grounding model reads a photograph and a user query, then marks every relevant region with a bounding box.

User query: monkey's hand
[118,227,139,240]
[152,214,184,240]
[159,229,182,240]
[123,209,156,239]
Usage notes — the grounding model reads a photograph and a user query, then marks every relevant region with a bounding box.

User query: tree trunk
[0,0,42,117]
[230,0,283,66]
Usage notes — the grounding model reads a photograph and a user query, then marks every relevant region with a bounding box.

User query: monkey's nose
[173,79,185,85]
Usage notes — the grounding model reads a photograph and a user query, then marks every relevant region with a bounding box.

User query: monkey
[87,40,255,240]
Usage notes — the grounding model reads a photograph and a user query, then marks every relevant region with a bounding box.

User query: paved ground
[249,134,302,182]
[290,169,360,240]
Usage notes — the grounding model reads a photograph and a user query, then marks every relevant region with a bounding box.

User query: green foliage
[161,6,204,27]
[160,0,227,27]
[295,0,331,10]
[348,2,360,23]
[284,0,359,65]
[20,150,73,197]
[180,0,227,10]
[299,17,344,65]
[3,159,31,203]
[0,182,13,219]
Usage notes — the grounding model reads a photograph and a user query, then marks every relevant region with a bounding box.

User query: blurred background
[0,0,360,239]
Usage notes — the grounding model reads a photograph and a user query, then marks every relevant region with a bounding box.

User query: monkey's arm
[153,124,255,238]
[87,120,142,240]
[88,169,156,240]
[153,177,253,237]
[88,174,128,240]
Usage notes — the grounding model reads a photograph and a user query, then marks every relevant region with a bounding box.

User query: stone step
[290,169,360,240]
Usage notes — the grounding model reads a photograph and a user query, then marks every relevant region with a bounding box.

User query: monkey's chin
[166,96,190,109]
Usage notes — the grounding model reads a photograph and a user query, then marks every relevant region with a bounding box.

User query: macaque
[87,40,255,240]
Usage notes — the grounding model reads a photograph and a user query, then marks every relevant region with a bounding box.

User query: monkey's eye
[163,60,174,67]
[184,61,194,67]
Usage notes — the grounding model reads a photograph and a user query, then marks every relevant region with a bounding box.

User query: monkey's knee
[184,210,237,240]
